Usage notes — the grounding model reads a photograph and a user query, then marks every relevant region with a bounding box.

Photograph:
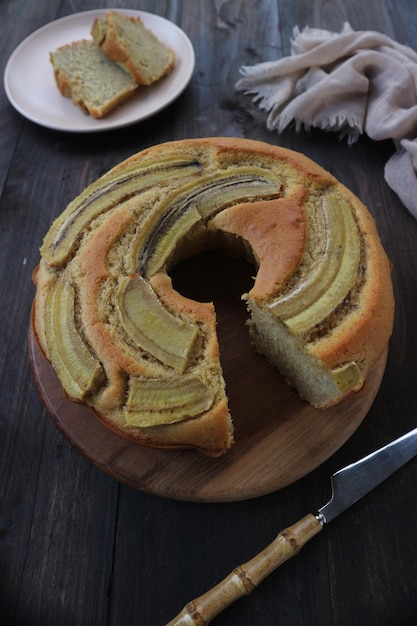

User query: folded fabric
[236,22,417,219]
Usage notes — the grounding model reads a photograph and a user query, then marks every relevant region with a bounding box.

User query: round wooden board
[29,252,388,502]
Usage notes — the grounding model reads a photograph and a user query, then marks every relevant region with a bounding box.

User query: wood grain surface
[2,1,417,626]
[28,254,388,501]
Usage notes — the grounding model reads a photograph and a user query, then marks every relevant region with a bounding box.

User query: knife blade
[166,426,417,626]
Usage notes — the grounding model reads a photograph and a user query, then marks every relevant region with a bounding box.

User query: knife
[166,426,417,626]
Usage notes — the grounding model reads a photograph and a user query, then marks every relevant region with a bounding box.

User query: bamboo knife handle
[166,513,323,625]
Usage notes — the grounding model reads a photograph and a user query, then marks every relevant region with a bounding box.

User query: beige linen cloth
[235,23,417,219]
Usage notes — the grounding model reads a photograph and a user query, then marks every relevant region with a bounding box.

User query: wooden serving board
[29,252,388,502]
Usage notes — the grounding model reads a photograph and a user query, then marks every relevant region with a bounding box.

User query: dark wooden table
[2,1,417,625]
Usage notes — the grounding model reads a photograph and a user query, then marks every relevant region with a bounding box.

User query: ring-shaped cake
[33,138,394,456]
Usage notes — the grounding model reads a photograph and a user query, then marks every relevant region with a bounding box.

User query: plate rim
[3,8,195,133]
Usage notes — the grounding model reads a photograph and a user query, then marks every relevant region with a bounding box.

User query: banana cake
[32,138,394,457]
[50,39,138,119]
[91,11,175,85]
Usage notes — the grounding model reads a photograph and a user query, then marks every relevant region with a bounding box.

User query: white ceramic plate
[4,9,195,132]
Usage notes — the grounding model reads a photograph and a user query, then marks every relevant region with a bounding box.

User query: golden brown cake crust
[211,186,307,300]
[33,137,394,455]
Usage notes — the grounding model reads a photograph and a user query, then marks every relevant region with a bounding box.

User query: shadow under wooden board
[29,251,388,502]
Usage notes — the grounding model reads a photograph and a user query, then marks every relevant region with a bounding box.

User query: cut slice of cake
[50,39,137,118]
[91,11,175,85]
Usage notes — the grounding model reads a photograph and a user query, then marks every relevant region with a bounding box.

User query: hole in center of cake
[170,249,254,307]
[170,250,290,435]
[171,248,254,370]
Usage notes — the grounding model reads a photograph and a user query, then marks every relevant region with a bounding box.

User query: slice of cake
[91,11,175,85]
[50,39,137,118]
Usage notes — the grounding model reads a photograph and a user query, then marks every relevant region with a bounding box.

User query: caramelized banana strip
[135,169,281,276]
[124,375,214,427]
[331,361,363,393]
[270,194,361,335]
[116,274,199,373]
[42,159,202,267]
[44,278,104,400]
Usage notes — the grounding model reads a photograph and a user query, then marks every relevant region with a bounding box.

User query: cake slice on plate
[91,11,175,85]
[50,39,137,118]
